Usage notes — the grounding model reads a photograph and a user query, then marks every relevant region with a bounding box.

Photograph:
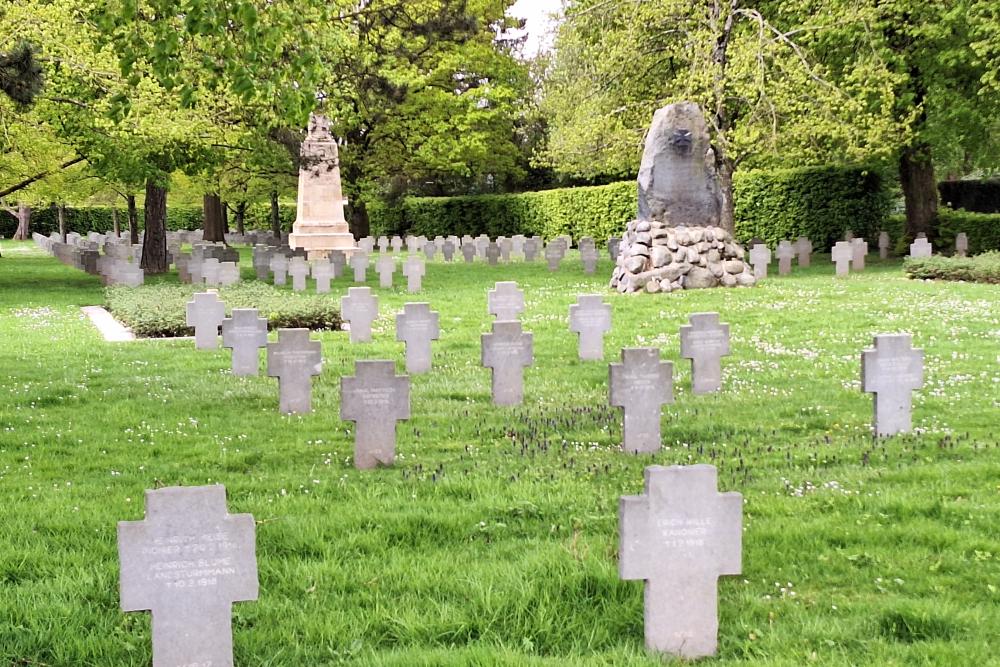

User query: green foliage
[105,282,342,338]
[886,211,1000,255]
[939,180,1000,213]
[903,252,1000,284]
[372,166,888,247]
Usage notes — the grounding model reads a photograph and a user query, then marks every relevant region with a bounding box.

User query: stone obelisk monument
[289,113,357,259]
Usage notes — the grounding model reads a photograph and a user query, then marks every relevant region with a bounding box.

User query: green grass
[1,239,999,666]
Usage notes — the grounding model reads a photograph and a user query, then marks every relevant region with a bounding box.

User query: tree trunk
[12,203,31,240]
[112,208,120,237]
[899,144,938,241]
[222,201,230,234]
[717,158,735,235]
[270,191,282,240]
[349,200,370,240]
[58,204,67,242]
[203,193,225,242]
[235,202,246,235]
[127,194,139,244]
[141,179,169,274]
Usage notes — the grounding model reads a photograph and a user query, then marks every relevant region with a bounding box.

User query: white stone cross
[350,251,369,283]
[186,291,226,350]
[266,328,322,414]
[341,287,379,343]
[851,238,868,271]
[748,244,771,279]
[861,333,923,436]
[619,464,742,659]
[340,360,411,469]
[118,485,258,667]
[609,348,673,454]
[488,281,525,321]
[909,237,932,258]
[831,241,853,276]
[390,236,403,253]
[423,241,437,261]
[218,262,240,286]
[402,255,425,293]
[568,294,611,360]
[795,237,812,267]
[377,236,389,253]
[288,256,310,291]
[202,257,221,286]
[221,309,268,376]
[679,313,730,394]
[269,253,289,286]
[544,242,563,271]
[776,241,795,276]
[311,261,334,293]
[481,320,533,406]
[376,254,396,288]
[396,303,440,374]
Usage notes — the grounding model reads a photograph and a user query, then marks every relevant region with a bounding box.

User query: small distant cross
[376,254,396,288]
[340,360,411,469]
[909,237,932,258]
[288,257,310,291]
[269,254,289,285]
[396,303,440,374]
[851,238,868,271]
[221,309,268,376]
[775,241,795,276]
[619,464,742,659]
[544,243,563,271]
[878,231,890,259]
[186,291,226,350]
[311,261,335,293]
[485,242,501,265]
[748,244,770,279]
[955,233,968,257]
[795,237,812,267]
[461,243,476,263]
[202,258,221,286]
[350,252,369,283]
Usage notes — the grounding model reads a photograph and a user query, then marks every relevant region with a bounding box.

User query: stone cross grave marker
[608,236,621,260]
[851,238,868,271]
[186,291,226,350]
[861,333,923,436]
[359,237,375,253]
[776,241,795,276]
[187,257,205,285]
[499,238,512,262]
[118,484,258,667]
[795,237,812,267]
[568,294,612,360]
[679,312,730,394]
[312,261,334,293]
[909,237,932,258]
[423,241,437,261]
[749,244,770,279]
[116,262,145,287]
[390,236,403,253]
[461,243,476,263]
[376,254,396,288]
[221,309,268,376]
[475,235,490,257]
[581,246,600,274]
[481,320,533,406]
[218,262,240,286]
[289,257,310,291]
[266,328,322,414]
[341,360,411,469]
[524,237,541,262]
[330,250,346,278]
[269,253,289,286]
[442,240,456,261]
[396,303,440,374]
[377,236,389,253]
[955,232,968,257]
[341,287,379,343]
[878,231,890,259]
[202,258,221,287]
[831,241,852,276]
[488,281,525,321]
[351,251,369,283]
[485,241,501,266]
[619,464,742,659]
[609,348,674,454]
[544,242,563,271]
[402,255,425,292]
[512,235,525,258]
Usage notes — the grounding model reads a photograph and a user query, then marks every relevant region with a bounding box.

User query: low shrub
[885,210,1000,256]
[105,282,342,338]
[903,251,1000,284]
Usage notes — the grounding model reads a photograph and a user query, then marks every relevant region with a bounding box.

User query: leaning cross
[619,464,742,659]
[340,360,411,469]
[481,320,534,406]
[679,312,730,394]
[341,287,379,343]
[266,328,322,414]
[831,241,853,276]
[396,303,440,374]
[861,333,924,436]
[402,256,425,293]
[488,281,525,321]
[221,308,268,376]
[118,485,258,667]
[609,348,673,454]
[568,294,612,360]
[748,244,771,279]
[186,291,226,350]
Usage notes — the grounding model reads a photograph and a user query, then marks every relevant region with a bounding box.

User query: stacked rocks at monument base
[610,101,755,293]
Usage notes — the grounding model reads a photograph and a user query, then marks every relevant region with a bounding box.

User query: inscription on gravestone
[568,294,612,361]
[396,303,440,374]
[266,329,322,414]
[609,348,673,454]
[221,309,268,376]
[861,333,923,436]
[620,465,741,659]
[118,485,258,667]
[481,321,533,406]
[679,312,730,394]
[341,360,411,469]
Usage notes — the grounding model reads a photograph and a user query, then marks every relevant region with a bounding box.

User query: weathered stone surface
[609,348,673,454]
[266,329,322,414]
[221,309,268,376]
[651,246,672,267]
[569,295,612,360]
[861,334,923,436]
[684,266,718,289]
[186,291,226,350]
[341,360,410,469]
[679,313,730,394]
[481,321,533,405]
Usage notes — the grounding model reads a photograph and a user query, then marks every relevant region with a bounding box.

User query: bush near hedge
[106,282,341,338]
[885,210,1000,256]
[904,251,1000,284]
[1,203,297,238]
[369,166,892,249]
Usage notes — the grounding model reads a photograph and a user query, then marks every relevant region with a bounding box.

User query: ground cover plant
[1,240,998,665]
[904,251,1000,285]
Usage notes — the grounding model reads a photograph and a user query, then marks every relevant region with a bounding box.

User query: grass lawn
[1,239,998,666]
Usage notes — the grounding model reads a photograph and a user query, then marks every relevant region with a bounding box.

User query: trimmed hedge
[106,282,341,338]
[885,210,1000,256]
[939,179,1000,214]
[1,203,296,238]
[369,166,891,249]
[904,251,1000,284]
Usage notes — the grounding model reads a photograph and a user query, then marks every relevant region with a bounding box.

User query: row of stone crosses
[126,281,925,666]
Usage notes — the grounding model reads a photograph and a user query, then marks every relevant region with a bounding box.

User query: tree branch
[0,156,85,199]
